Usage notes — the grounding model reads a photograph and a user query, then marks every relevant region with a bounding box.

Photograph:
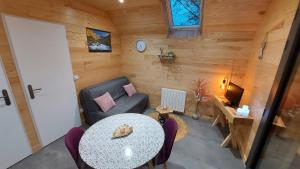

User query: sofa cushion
[123,83,137,97]
[109,93,148,114]
[88,77,129,100]
[94,92,116,112]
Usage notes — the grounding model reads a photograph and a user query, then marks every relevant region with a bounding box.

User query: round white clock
[136,40,147,53]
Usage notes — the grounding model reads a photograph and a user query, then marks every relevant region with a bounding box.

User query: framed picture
[86,28,112,52]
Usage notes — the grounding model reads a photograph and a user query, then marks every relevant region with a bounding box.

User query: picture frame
[86,28,112,53]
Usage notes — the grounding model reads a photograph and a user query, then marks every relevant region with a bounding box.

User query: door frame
[246,4,300,169]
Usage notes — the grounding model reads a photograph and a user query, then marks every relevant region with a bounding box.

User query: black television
[225,82,244,108]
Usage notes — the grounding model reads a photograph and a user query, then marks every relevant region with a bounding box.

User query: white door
[3,15,81,146]
[0,57,32,169]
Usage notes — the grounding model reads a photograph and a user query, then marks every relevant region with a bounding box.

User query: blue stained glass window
[169,0,201,27]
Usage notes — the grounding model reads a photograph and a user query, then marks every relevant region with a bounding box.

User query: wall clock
[136,40,147,53]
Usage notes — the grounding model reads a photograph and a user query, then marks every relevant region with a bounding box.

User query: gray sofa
[79,76,149,125]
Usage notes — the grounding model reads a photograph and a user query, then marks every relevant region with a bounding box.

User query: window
[169,0,201,28]
[162,0,203,38]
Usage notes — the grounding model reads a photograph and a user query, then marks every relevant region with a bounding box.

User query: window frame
[165,0,203,31]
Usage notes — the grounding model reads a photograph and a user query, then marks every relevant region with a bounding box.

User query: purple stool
[153,118,178,168]
[64,127,92,169]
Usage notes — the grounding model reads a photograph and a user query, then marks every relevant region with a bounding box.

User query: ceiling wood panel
[75,0,160,11]
[203,0,272,32]
[77,0,272,35]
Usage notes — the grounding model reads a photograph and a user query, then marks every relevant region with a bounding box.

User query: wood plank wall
[110,0,271,117]
[0,0,121,152]
[241,0,299,158]
[120,32,253,116]
[109,0,299,161]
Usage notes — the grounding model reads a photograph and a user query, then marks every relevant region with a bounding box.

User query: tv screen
[225,82,244,108]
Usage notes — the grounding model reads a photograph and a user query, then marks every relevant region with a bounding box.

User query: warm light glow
[220,78,227,90]
[119,0,124,3]
[221,83,226,90]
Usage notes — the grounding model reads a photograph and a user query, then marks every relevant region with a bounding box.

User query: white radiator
[161,88,187,113]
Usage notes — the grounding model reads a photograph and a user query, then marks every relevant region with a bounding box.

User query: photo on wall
[86,28,112,52]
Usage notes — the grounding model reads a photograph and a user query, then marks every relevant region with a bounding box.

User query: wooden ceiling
[75,0,160,11]
[76,0,272,35]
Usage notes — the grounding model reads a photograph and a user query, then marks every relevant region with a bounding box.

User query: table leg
[211,114,221,127]
[220,116,226,128]
[148,161,154,169]
[220,133,232,147]
[163,163,168,169]
[229,124,238,149]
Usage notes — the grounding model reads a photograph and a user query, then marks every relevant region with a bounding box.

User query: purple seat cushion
[154,118,178,165]
[64,128,84,164]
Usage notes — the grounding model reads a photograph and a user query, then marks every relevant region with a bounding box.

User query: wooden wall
[242,0,299,158]
[112,0,271,117]
[0,0,121,151]
[120,33,253,116]
[109,0,300,161]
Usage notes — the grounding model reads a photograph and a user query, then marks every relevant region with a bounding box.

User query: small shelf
[158,55,175,62]
[158,48,175,63]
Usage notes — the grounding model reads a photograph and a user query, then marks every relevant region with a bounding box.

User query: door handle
[28,85,42,99]
[0,89,11,106]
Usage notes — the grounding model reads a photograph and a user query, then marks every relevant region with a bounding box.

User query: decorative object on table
[148,112,187,142]
[136,39,147,53]
[112,124,133,139]
[158,48,176,63]
[86,28,111,52]
[192,78,211,119]
[156,105,174,124]
[236,105,250,117]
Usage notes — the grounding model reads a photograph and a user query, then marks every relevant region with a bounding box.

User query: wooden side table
[211,96,253,150]
[156,106,173,125]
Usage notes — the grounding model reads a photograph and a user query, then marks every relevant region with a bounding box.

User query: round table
[79,113,165,169]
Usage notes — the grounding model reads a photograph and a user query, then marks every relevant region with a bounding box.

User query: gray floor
[256,133,300,169]
[9,111,245,169]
